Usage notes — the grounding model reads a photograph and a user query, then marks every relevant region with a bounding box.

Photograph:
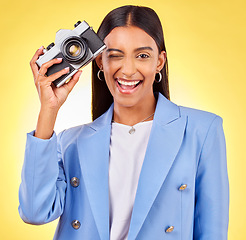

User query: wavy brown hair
[91,5,170,120]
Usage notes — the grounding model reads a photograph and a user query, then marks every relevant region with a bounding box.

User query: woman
[19,5,229,240]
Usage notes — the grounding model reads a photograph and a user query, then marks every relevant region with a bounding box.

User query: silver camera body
[36,21,106,87]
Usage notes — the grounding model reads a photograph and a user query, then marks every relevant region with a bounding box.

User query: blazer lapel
[128,94,187,240]
[77,105,114,240]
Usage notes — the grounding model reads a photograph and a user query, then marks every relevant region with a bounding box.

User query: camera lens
[61,36,88,63]
[68,44,81,57]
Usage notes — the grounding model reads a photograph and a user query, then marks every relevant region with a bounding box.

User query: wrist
[35,108,58,139]
[40,105,59,116]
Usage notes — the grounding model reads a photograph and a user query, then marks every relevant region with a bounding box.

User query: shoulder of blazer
[178,105,224,149]
[152,93,221,128]
[179,105,222,129]
[179,105,221,121]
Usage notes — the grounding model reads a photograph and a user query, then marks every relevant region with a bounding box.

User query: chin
[113,95,140,108]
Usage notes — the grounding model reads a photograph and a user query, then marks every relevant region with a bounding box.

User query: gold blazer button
[70,177,80,187]
[179,184,187,191]
[165,226,174,233]
[71,220,81,230]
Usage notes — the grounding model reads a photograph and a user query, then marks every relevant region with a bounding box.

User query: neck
[113,95,157,126]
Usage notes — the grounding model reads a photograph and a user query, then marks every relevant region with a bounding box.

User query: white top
[109,120,153,240]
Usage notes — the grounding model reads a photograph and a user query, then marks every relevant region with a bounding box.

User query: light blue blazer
[19,93,229,239]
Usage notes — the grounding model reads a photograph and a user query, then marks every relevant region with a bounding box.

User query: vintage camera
[36,21,106,87]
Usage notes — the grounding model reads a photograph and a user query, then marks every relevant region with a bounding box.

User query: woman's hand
[30,46,82,139]
[30,46,82,112]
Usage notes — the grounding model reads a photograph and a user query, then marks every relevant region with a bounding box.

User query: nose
[121,57,136,78]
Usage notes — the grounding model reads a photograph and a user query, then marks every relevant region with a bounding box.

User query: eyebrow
[135,47,153,52]
[106,46,153,53]
[106,48,124,53]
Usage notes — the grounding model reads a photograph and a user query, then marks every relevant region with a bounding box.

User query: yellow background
[0,0,245,239]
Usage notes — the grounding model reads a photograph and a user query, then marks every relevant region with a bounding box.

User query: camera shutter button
[74,21,81,28]
[47,42,55,50]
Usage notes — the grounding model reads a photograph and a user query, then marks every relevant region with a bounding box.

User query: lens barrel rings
[61,36,88,64]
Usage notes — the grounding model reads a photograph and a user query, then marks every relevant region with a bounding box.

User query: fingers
[30,46,64,82]
[35,58,67,86]
[31,46,82,94]
[37,58,63,77]
[36,66,70,87]
[30,46,44,79]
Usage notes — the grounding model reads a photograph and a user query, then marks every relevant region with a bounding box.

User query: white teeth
[117,79,140,86]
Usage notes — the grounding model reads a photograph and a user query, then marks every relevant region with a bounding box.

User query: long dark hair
[92,5,170,120]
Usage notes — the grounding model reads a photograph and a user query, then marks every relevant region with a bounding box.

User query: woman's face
[97,26,166,109]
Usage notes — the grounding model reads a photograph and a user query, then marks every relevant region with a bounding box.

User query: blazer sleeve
[193,116,229,239]
[18,131,66,225]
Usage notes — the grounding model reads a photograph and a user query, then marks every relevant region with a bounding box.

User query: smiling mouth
[116,79,142,90]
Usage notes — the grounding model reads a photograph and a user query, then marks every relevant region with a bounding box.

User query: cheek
[140,65,157,82]
[103,66,117,85]
[102,57,119,78]
[102,64,117,92]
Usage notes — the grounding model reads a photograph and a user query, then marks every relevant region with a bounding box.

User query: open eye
[137,53,150,59]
